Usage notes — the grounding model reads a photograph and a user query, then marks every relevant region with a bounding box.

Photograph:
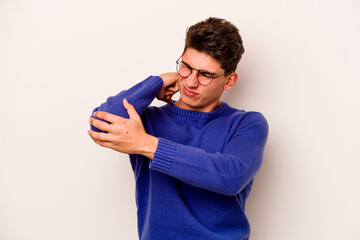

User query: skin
[88,48,238,159]
[175,48,238,112]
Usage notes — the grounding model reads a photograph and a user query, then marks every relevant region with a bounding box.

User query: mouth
[183,86,199,98]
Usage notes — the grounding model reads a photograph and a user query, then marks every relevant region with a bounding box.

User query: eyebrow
[181,60,217,75]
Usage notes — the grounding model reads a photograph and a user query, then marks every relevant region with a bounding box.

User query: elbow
[220,159,263,196]
[218,178,246,196]
[223,186,242,197]
[218,172,257,196]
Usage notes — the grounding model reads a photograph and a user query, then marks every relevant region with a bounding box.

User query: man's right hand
[157,72,179,104]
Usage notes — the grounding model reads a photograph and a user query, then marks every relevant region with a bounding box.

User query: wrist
[140,134,159,160]
[159,72,178,87]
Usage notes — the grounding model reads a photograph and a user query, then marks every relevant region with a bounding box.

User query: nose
[184,70,199,88]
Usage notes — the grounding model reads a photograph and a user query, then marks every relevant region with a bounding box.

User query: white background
[1,0,359,239]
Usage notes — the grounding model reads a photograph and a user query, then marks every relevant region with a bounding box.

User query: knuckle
[112,125,124,135]
[96,111,105,118]
[89,117,95,124]
[90,131,98,139]
[92,119,102,129]
[96,134,106,141]
[91,131,103,141]
[97,111,109,120]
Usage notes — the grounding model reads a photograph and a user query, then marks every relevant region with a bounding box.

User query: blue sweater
[91,76,269,240]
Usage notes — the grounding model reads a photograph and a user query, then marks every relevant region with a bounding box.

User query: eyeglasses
[176,56,231,86]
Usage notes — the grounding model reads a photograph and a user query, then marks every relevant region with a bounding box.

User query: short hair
[184,17,245,74]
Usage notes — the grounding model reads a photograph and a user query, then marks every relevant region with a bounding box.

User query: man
[88,17,268,240]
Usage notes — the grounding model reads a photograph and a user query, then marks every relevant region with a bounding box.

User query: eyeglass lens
[177,62,213,86]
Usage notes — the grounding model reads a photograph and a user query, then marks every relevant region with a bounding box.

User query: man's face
[175,47,236,112]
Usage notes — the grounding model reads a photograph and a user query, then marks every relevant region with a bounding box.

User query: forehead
[182,48,223,73]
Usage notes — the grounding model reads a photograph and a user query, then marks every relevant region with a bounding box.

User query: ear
[224,72,238,90]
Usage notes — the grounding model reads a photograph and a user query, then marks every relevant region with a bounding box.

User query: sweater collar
[164,102,229,120]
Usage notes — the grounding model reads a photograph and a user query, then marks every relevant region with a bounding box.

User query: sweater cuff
[149,138,177,174]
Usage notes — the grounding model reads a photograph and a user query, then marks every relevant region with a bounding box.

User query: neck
[175,99,221,113]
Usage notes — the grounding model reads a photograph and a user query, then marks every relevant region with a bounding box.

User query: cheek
[178,77,186,86]
[177,78,184,90]
[204,84,225,98]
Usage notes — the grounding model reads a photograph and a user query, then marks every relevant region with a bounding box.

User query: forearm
[150,138,263,196]
[91,76,163,132]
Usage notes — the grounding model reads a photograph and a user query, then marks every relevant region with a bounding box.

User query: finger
[93,111,123,124]
[165,91,176,96]
[93,139,114,149]
[123,98,141,121]
[167,86,179,93]
[164,96,173,104]
[89,117,111,132]
[88,129,113,142]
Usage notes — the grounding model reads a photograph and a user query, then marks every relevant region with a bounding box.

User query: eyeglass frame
[176,56,232,86]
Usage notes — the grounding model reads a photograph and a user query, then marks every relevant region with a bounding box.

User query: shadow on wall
[221,67,251,110]
[222,66,279,231]
[244,143,283,240]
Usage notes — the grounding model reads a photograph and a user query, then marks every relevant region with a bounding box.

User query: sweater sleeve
[149,113,269,196]
[90,76,163,132]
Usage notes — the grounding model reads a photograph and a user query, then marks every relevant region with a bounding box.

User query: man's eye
[180,62,191,70]
[185,65,192,70]
[200,72,213,78]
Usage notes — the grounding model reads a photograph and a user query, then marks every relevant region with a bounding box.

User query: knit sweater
[91,76,269,240]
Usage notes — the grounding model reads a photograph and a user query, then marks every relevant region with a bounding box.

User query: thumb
[123,98,141,121]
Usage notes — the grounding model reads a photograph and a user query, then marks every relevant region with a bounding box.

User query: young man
[88,17,268,240]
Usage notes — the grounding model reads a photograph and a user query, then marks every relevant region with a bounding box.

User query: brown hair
[184,17,245,74]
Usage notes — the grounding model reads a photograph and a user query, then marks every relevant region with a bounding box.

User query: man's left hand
[88,98,158,159]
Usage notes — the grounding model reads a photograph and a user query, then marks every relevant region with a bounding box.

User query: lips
[183,86,199,98]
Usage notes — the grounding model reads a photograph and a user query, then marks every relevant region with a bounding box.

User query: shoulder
[223,104,267,124]
[222,104,269,137]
